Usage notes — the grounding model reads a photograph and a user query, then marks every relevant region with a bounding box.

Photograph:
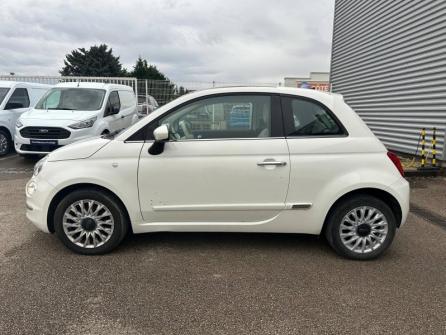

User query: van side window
[6,88,30,109]
[282,97,344,137]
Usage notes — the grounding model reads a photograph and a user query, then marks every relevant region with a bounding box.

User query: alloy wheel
[339,206,389,254]
[62,199,115,248]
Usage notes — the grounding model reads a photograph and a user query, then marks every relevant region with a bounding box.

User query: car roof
[55,82,134,91]
[186,86,338,99]
[167,86,342,110]
[0,80,52,88]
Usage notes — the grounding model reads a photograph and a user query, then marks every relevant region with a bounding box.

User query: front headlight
[68,116,97,129]
[26,180,37,197]
[16,119,23,128]
[33,157,47,177]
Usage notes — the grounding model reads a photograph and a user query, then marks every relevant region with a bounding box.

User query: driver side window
[6,88,30,109]
[158,95,272,140]
[105,91,120,116]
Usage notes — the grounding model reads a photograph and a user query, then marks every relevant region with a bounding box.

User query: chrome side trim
[152,203,286,211]
[291,203,312,210]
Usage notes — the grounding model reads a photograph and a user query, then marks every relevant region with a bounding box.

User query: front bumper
[15,128,95,154]
[25,177,54,233]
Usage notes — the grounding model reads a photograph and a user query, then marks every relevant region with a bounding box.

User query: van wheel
[325,195,396,260]
[53,188,128,255]
[0,129,11,156]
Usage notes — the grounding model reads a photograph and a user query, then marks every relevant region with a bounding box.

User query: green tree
[60,44,126,77]
[130,56,169,80]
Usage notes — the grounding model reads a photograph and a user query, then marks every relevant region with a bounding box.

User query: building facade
[284,72,330,92]
[330,0,446,160]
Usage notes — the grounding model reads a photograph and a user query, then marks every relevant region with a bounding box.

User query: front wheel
[0,129,11,156]
[53,188,128,255]
[325,195,396,260]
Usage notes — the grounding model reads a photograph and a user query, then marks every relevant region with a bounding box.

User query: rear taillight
[387,152,404,177]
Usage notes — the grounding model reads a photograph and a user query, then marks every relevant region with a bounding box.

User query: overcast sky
[0,0,334,84]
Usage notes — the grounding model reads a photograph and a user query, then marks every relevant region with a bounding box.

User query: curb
[404,168,444,177]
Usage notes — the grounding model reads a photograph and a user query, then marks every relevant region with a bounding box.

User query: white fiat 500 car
[26,87,409,259]
[15,82,138,156]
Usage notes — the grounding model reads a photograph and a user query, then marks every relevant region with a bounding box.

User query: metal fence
[135,80,279,106]
[0,74,137,89]
[0,75,278,107]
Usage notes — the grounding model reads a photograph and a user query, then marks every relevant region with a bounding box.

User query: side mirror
[153,124,169,141]
[149,124,169,155]
[5,102,24,110]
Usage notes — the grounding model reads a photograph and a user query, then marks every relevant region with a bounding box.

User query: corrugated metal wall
[330,0,446,160]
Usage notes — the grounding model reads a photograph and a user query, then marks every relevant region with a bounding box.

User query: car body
[137,95,159,118]
[15,82,138,156]
[25,86,409,259]
[0,81,51,156]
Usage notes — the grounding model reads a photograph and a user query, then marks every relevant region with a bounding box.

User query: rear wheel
[0,129,11,156]
[325,195,396,260]
[53,188,128,255]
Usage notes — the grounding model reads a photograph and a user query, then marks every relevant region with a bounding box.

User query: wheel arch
[0,125,12,139]
[47,183,132,233]
[321,187,403,236]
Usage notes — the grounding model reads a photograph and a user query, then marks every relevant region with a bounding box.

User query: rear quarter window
[282,96,345,137]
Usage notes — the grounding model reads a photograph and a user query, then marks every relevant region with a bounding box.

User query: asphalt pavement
[0,154,445,334]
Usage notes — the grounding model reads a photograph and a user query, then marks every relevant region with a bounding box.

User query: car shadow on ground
[120,231,332,254]
[7,229,337,261]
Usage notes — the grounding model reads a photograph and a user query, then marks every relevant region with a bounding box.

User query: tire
[325,195,396,260]
[0,129,11,156]
[53,188,128,255]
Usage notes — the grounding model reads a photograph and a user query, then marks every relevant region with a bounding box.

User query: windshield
[35,88,106,111]
[0,88,10,105]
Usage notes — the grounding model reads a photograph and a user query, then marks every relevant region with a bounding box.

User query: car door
[104,91,122,132]
[137,94,290,225]
[5,87,30,131]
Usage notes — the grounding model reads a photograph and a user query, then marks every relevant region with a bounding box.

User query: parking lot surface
[0,154,445,334]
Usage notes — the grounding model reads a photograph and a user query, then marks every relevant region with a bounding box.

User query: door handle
[257,160,287,167]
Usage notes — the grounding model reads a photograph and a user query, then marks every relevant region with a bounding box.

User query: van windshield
[35,88,106,111]
[0,88,10,105]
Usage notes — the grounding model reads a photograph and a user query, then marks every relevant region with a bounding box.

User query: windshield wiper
[46,107,76,110]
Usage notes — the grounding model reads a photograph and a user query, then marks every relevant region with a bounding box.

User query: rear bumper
[389,178,410,227]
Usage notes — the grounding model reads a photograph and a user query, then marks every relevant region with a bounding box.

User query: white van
[15,82,138,156]
[0,81,51,156]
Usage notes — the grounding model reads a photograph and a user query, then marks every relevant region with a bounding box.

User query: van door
[5,87,31,130]
[118,90,137,128]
